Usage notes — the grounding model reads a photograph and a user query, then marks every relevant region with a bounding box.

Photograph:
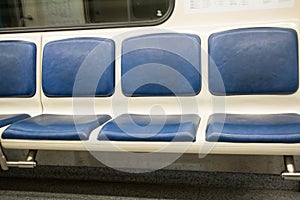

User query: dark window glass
[0,0,173,30]
[86,0,129,23]
[132,0,169,20]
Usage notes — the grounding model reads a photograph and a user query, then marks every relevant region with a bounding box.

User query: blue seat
[0,41,36,97]
[122,33,201,97]
[206,114,300,143]
[0,114,30,128]
[42,38,115,97]
[206,28,300,144]
[209,28,298,95]
[3,115,111,140]
[98,114,200,142]
[99,33,202,142]
[0,41,36,131]
[2,38,115,141]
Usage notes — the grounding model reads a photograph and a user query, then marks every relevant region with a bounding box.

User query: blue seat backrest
[122,33,201,97]
[209,28,299,95]
[0,41,36,97]
[42,38,115,97]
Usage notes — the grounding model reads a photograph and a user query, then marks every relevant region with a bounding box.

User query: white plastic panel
[2,139,300,156]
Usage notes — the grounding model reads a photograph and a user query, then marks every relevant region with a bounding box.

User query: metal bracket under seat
[281,156,300,181]
[0,141,37,171]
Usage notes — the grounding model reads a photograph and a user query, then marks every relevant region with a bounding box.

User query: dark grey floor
[0,179,299,200]
[0,166,299,199]
[1,186,300,200]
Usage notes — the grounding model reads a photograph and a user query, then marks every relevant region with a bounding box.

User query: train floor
[0,184,299,200]
[0,178,299,200]
[0,167,299,200]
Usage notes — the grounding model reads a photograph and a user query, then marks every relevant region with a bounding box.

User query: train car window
[0,0,174,31]
[86,0,129,23]
[0,0,22,28]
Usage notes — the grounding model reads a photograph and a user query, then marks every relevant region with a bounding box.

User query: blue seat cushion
[0,114,30,128]
[98,114,200,142]
[2,114,111,140]
[0,41,36,97]
[209,28,299,95]
[206,114,300,143]
[42,38,115,97]
[122,33,201,97]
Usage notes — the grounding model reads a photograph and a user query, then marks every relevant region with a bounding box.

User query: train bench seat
[1,33,201,144]
[0,41,38,129]
[0,27,300,173]
[206,28,300,144]
[97,33,201,142]
[0,39,41,170]
[2,38,115,142]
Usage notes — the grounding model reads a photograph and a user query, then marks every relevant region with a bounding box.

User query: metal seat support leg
[281,156,300,181]
[0,142,37,171]
[0,144,8,170]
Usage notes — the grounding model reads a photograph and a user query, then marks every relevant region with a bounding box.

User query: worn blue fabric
[0,114,30,128]
[206,114,300,143]
[0,41,36,97]
[98,114,200,142]
[2,114,111,140]
[42,38,115,97]
[122,33,201,96]
[209,28,299,95]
